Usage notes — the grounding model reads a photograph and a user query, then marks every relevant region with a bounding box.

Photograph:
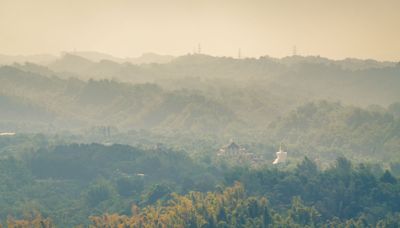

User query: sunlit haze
[1,0,400,227]
[1,0,399,60]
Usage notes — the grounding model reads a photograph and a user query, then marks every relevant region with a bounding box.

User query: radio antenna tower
[238,48,242,59]
[198,43,202,54]
[292,45,297,56]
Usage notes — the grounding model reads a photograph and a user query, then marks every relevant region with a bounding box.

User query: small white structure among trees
[273,144,287,164]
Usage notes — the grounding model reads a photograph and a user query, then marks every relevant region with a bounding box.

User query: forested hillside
[0,54,399,227]
[0,142,399,227]
[2,0,400,226]
[1,54,400,164]
[43,54,400,106]
[267,101,400,163]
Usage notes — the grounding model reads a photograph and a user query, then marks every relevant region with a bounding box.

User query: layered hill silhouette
[1,53,399,133]
[0,53,399,162]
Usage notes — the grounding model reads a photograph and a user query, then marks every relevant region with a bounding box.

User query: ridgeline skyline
[1,0,399,61]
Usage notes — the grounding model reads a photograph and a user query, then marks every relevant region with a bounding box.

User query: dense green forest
[0,54,399,227]
[0,142,399,227]
[2,0,400,225]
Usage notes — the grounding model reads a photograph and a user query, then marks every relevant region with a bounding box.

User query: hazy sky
[1,0,399,60]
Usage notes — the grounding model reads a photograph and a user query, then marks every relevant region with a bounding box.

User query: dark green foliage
[380,170,397,184]
[288,197,320,226]
[0,143,221,227]
[227,157,400,224]
[29,143,143,180]
[116,176,144,197]
[86,180,115,206]
[0,142,399,227]
[141,183,172,205]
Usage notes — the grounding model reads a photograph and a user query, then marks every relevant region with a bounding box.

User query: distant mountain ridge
[0,51,175,66]
[0,54,57,65]
[1,53,399,106]
[0,52,399,134]
[68,51,175,64]
[0,64,399,163]
[0,66,237,133]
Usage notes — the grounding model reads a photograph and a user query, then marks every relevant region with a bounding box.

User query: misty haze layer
[1,0,400,60]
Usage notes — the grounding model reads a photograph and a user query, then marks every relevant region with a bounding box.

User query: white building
[273,144,287,165]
